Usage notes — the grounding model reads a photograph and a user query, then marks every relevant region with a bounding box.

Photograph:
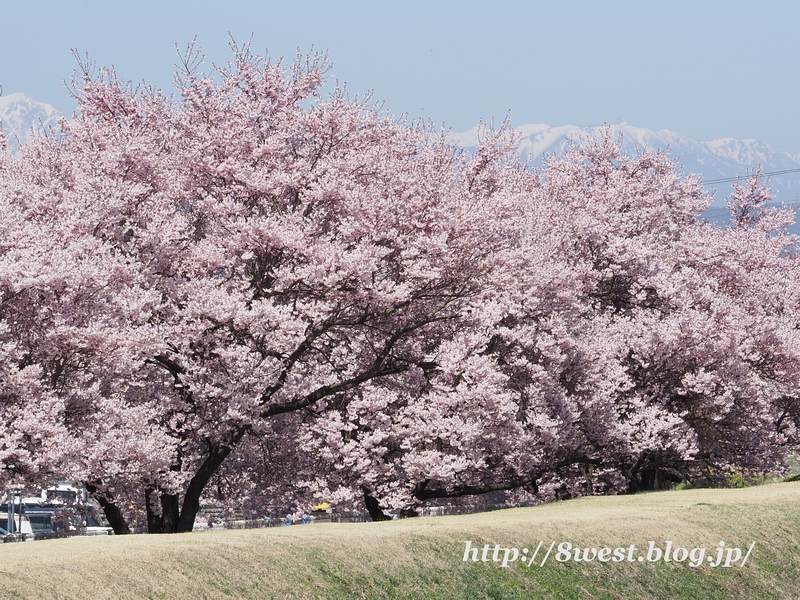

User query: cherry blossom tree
[2,42,531,533]
[0,122,175,533]
[296,134,800,519]
[3,43,800,532]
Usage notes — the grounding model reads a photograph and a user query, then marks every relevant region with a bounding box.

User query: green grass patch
[0,482,798,599]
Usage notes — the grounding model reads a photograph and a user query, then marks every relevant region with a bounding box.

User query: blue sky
[2,1,800,147]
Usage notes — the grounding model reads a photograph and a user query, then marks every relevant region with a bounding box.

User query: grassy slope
[0,482,798,600]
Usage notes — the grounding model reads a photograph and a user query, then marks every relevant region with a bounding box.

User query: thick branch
[257,317,339,405]
[261,361,408,418]
[261,330,407,418]
[84,482,131,535]
[413,457,602,501]
[413,472,541,501]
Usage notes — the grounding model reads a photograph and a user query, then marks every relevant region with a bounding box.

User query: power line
[703,167,800,186]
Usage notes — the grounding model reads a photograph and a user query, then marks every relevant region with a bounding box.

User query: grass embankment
[0,482,799,599]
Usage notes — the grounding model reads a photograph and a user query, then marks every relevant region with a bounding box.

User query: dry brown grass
[0,482,798,599]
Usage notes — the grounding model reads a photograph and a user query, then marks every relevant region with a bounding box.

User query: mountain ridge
[453,122,800,207]
[0,92,63,154]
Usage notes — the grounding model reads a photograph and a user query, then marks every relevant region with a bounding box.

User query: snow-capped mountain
[0,93,63,154]
[453,122,800,208]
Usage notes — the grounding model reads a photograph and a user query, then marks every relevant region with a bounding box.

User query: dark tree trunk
[145,486,162,534]
[176,445,235,533]
[160,493,180,533]
[84,483,131,535]
[141,441,241,534]
[627,466,681,493]
[624,452,685,493]
[363,488,391,521]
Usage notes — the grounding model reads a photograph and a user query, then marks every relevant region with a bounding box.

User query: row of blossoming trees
[1,45,799,533]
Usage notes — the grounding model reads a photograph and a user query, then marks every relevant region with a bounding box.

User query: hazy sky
[3,1,800,147]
